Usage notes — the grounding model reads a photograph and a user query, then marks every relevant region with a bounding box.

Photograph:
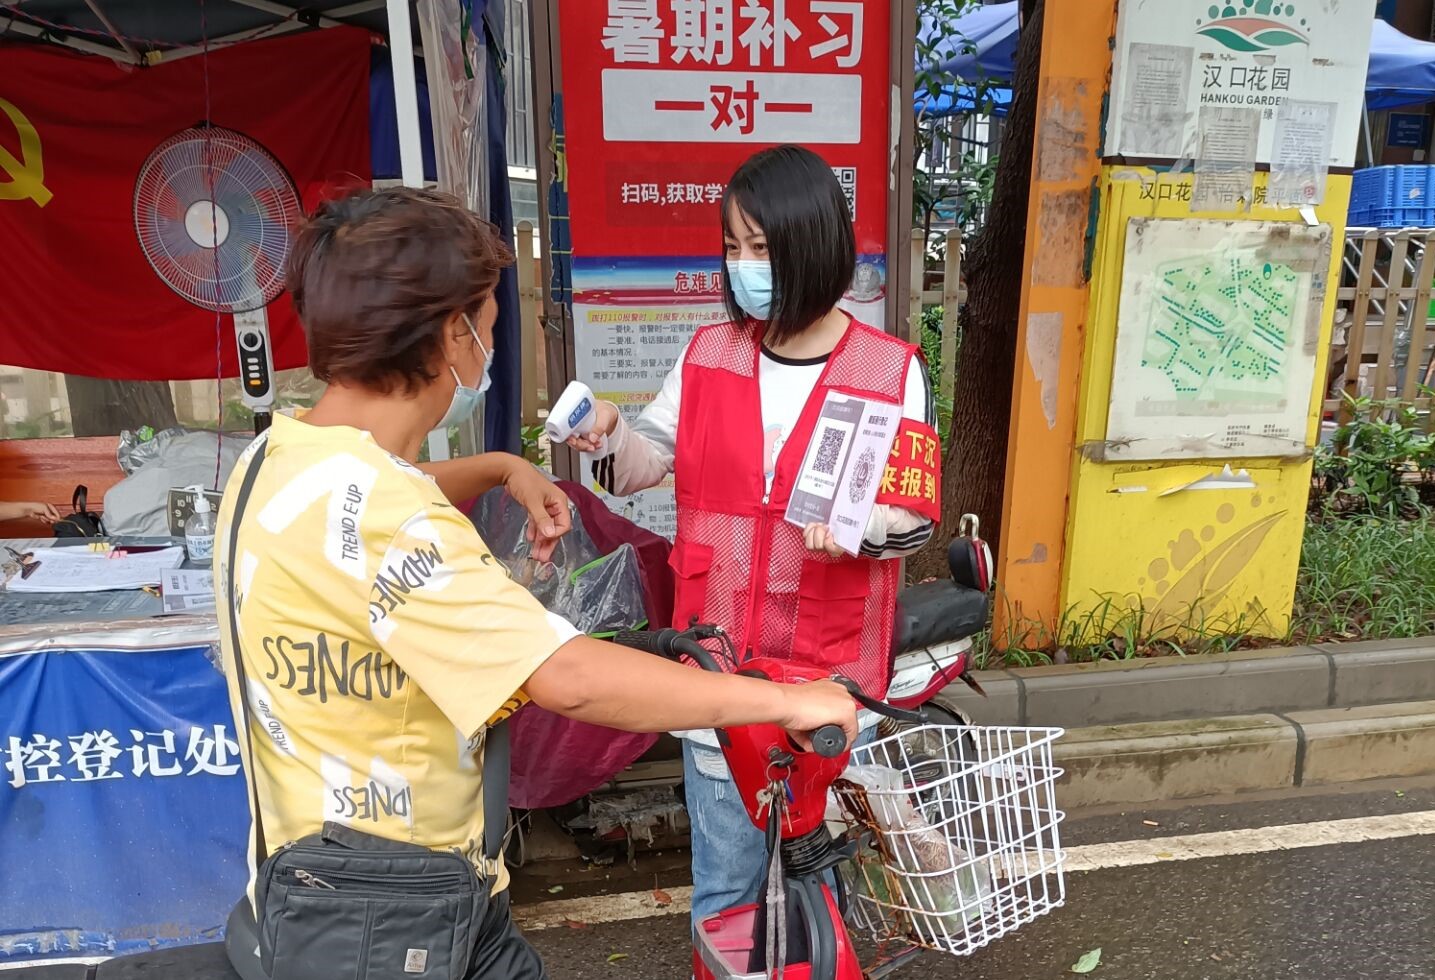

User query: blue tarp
[370,51,438,183]
[1367,18,1435,111]
[477,0,523,456]
[920,1,1019,81]
[918,6,1435,118]
[915,1,1016,118]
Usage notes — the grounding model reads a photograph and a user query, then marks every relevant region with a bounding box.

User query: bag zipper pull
[295,869,336,890]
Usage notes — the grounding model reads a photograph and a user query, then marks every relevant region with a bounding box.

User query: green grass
[1293,516,1435,642]
[974,514,1435,668]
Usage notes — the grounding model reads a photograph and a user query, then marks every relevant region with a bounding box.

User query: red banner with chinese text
[877,419,942,523]
[0,30,370,381]
[560,0,890,262]
[557,0,894,538]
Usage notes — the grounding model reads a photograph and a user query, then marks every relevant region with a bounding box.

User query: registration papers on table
[4,545,186,594]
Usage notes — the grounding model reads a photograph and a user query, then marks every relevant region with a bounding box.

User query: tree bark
[910,0,1043,582]
[64,376,179,438]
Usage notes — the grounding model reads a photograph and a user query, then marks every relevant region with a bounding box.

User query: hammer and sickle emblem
[0,96,53,208]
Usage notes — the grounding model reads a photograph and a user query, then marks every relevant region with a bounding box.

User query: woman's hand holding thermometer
[552,381,619,454]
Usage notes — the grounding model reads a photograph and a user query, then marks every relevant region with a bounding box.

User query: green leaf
[1072,948,1103,974]
[607,953,629,964]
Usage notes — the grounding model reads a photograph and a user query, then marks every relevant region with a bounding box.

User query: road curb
[1051,699,1435,807]
[921,638,1435,807]
[1054,714,1297,809]
[936,637,1435,730]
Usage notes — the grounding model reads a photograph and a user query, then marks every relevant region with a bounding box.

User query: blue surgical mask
[726,259,773,321]
[436,315,493,429]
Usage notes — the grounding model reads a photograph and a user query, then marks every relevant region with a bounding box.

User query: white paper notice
[1192,106,1261,212]
[785,392,901,556]
[1270,100,1335,208]
[5,546,185,594]
[161,568,216,614]
[1120,43,1193,158]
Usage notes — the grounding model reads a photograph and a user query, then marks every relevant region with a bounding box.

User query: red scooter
[613,618,962,980]
[614,531,1066,980]
[615,625,874,979]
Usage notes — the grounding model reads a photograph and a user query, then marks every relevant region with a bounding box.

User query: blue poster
[0,643,248,962]
[1388,113,1430,149]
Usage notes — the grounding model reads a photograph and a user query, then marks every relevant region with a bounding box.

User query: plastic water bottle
[184,487,216,568]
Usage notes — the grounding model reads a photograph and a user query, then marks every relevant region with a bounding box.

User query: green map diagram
[1140,253,1300,402]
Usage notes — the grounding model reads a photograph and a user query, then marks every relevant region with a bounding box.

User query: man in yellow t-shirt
[219,412,573,890]
[216,187,858,979]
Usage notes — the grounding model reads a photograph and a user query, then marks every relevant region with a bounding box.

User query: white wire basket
[832,724,1066,958]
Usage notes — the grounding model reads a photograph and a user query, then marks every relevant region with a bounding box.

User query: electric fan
[133,125,303,433]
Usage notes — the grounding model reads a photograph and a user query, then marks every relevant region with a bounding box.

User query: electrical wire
[200,0,225,490]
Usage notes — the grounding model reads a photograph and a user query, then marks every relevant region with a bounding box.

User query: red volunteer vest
[671,319,916,698]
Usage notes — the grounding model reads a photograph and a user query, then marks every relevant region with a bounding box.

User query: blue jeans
[682,740,766,929]
[682,728,877,930]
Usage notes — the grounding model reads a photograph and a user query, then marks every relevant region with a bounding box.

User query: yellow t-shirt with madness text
[215,414,577,893]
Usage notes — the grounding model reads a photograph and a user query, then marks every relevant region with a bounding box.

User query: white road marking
[1062,810,1435,871]
[516,810,1435,931]
[0,957,108,971]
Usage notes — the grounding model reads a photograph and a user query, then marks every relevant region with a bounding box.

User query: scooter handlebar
[808,724,848,759]
[611,628,724,673]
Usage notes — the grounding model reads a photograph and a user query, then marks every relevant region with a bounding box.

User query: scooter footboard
[693,877,862,980]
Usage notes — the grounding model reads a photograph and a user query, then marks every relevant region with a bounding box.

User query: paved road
[8,781,1430,979]
[521,779,1435,980]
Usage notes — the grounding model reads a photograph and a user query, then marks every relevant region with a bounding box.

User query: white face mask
[436,314,493,429]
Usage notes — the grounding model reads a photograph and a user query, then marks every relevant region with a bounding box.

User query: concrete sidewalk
[937,638,1435,808]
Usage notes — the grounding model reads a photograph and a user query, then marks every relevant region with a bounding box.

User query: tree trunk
[910,0,1043,582]
[64,376,179,438]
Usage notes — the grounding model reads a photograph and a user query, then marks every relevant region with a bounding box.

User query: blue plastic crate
[1365,205,1435,228]
[1349,166,1395,215]
[1348,165,1435,227]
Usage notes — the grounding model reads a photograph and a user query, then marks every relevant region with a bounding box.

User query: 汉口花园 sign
[1107,0,1375,178]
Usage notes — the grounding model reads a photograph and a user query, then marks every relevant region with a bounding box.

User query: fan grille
[134,127,302,314]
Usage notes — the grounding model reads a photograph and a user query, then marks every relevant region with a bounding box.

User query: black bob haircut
[721,145,855,343]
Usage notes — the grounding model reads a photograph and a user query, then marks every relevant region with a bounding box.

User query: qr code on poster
[813,427,845,476]
[832,167,856,221]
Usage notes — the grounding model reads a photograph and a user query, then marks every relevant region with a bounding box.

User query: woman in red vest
[567,145,943,926]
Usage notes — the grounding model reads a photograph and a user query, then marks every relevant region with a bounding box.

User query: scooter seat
[890,579,990,656]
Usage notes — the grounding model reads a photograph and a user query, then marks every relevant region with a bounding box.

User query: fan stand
[234,308,275,434]
[184,198,277,436]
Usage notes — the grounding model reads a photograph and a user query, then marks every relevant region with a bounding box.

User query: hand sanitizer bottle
[184,487,216,568]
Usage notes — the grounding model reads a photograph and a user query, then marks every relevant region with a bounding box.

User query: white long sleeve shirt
[590,341,936,559]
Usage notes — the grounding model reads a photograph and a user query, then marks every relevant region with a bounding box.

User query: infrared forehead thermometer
[545,381,598,442]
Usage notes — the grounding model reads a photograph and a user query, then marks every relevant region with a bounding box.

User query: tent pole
[1,16,134,62]
[386,0,425,192]
[1362,99,1375,167]
[157,0,396,62]
[82,0,140,62]
[386,0,449,461]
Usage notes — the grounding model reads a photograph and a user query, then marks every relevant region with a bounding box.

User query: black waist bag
[52,485,105,538]
[255,822,486,980]
[227,438,511,980]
